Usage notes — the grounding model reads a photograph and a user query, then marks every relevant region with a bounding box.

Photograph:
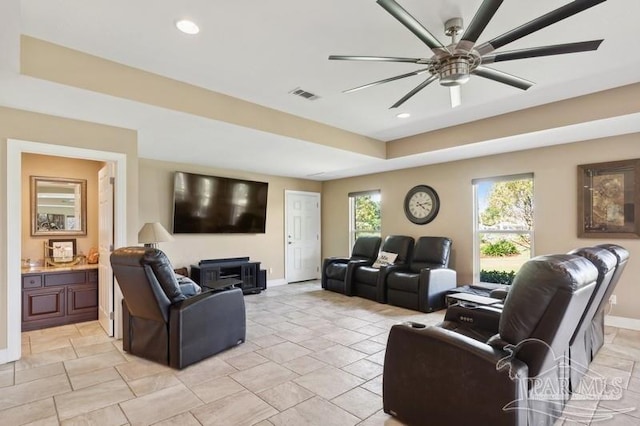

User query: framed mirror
[30,176,87,236]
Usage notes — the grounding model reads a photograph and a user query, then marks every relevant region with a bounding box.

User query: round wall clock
[404,185,440,225]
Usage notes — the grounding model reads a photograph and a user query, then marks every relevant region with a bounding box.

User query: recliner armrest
[169,287,246,369]
[383,324,528,426]
[323,256,350,264]
[322,256,350,288]
[444,303,503,335]
[490,287,510,300]
[344,259,376,295]
[418,267,457,312]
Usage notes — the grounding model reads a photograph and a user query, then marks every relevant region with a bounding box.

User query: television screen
[172,171,268,234]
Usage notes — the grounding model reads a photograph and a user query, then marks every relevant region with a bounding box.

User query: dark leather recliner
[444,245,625,396]
[383,254,598,426]
[110,247,246,369]
[386,236,456,312]
[349,235,414,302]
[590,244,629,357]
[321,236,381,295]
[566,246,617,390]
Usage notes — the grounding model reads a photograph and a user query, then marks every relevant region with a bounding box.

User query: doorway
[285,190,321,283]
[2,139,127,364]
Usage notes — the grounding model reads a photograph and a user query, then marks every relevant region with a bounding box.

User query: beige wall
[22,36,385,159]
[0,106,138,351]
[138,158,322,279]
[322,134,640,319]
[21,154,103,263]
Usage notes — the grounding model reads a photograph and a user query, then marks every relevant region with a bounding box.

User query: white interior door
[98,163,114,336]
[285,191,321,283]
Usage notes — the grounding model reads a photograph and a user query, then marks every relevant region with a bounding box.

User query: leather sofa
[321,236,381,295]
[383,254,598,426]
[386,236,456,312]
[110,246,246,369]
[349,235,414,302]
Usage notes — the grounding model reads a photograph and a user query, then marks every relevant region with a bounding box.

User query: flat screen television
[172,171,268,234]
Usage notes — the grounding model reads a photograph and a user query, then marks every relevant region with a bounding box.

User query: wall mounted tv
[172,171,268,234]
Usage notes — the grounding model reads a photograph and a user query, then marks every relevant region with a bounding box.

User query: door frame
[1,139,127,363]
[98,162,115,337]
[284,190,321,283]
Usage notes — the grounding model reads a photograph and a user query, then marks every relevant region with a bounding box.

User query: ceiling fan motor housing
[438,57,471,86]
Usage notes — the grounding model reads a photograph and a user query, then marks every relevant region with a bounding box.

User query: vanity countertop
[22,264,99,274]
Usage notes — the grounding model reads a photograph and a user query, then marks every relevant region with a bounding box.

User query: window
[349,190,381,251]
[473,174,534,284]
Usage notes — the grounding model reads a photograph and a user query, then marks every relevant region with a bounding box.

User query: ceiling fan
[329,0,607,109]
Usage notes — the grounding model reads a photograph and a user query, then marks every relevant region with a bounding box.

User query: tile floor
[1,281,639,425]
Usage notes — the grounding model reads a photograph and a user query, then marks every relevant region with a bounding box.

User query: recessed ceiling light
[176,19,200,35]
[396,112,411,119]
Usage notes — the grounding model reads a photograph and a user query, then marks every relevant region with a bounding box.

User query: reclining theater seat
[110,247,247,369]
[383,254,598,426]
[349,235,414,303]
[566,246,617,389]
[444,245,625,394]
[386,236,456,312]
[321,236,381,295]
[591,244,629,357]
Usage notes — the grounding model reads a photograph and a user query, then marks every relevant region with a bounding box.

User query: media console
[190,257,267,295]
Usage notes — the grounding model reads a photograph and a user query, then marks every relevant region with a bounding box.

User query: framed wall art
[578,158,640,238]
[48,238,77,262]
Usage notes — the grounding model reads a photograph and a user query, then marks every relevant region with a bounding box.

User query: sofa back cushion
[141,249,186,304]
[410,236,452,272]
[111,247,167,323]
[381,235,415,265]
[352,236,382,261]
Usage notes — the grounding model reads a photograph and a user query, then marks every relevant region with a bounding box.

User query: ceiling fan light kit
[438,57,472,87]
[329,0,607,109]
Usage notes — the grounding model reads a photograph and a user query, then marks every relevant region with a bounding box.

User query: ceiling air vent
[289,87,320,101]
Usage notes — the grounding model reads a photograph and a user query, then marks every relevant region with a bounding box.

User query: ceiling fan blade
[475,0,607,56]
[450,86,461,108]
[482,40,604,63]
[458,0,503,51]
[328,55,430,64]
[390,75,438,109]
[376,0,448,56]
[343,69,431,94]
[473,66,533,90]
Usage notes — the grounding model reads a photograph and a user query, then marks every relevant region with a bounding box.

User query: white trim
[1,139,127,364]
[604,315,640,331]
[1,143,22,363]
[472,175,535,282]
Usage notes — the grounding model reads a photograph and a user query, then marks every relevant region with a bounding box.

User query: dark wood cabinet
[22,267,98,331]
[191,257,266,295]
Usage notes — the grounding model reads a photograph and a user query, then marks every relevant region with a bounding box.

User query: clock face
[404,185,440,225]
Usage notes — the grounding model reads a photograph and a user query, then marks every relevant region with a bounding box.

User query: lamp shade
[138,222,174,247]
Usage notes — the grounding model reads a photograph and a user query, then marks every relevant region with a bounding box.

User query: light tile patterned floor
[1,281,639,425]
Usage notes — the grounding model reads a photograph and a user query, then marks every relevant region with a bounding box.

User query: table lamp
[138,222,174,248]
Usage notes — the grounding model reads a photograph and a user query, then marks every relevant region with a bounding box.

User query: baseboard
[604,315,640,331]
[267,279,288,287]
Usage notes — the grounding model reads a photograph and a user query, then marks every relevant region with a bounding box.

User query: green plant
[481,239,519,257]
[480,269,516,285]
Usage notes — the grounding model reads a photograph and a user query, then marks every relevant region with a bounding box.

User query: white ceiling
[3,0,640,179]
